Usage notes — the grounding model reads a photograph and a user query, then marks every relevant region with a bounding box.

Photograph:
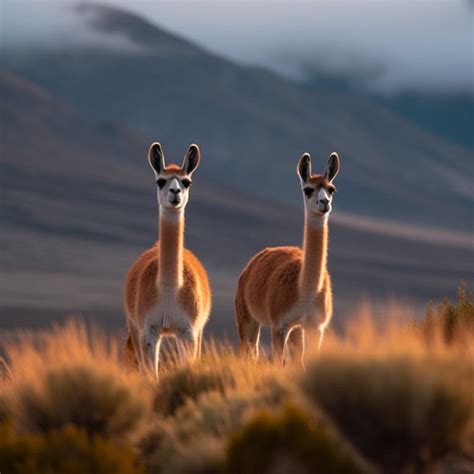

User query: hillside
[1,70,472,338]
[2,3,473,232]
[302,74,474,151]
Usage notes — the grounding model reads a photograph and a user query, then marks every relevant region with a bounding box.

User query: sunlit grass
[1,286,472,473]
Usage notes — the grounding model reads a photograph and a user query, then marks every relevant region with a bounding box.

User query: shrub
[142,382,293,474]
[140,420,223,474]
[154,363,236,416]
[301,354,473,472]
[2,307,472,474]
[12,365,148,439]
[0,422,142,474]
[0,392,9,423]
[225,403,364,474]
[0,356,12,381]
[154,347,284,417]
[418,283,474,345]
[1,321,151,441]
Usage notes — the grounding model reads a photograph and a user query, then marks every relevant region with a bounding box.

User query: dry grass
[1,287,473,473]
[417,283,474,346]
[301,293,474,473]
[1,321,151,441]
[154,344,288,416]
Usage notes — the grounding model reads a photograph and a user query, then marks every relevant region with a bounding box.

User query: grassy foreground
[0,286,473,474]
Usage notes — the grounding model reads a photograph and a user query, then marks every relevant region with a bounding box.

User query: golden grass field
[0,285,473,474]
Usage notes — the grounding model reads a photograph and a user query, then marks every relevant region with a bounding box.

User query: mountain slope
[302,74,474,151]
[3,3,473,232]
[1,70,472,337]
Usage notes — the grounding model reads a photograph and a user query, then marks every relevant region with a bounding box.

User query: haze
[2,0,473,94]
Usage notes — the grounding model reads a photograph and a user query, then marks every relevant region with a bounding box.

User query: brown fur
[235,240,332,364]
[237,247,302,326]
[307,175,336,190]
[125,244,210,326]
[162,163,186,175]
[235,155,338,365]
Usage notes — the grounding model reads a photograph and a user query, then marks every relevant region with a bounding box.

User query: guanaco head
[297,152,340,216]
[148,142,200,212]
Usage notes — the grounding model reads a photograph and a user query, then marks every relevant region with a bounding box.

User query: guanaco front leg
[271,325,291,365]
[287,326,306,369]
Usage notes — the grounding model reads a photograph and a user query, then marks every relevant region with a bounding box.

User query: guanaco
[235,151,340,366]
[124,142,211,376]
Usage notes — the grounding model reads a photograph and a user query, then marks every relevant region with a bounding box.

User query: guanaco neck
[157,209,185,291]
[299,212,328,294]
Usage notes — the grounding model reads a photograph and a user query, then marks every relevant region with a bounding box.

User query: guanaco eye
[181,178,192,188]
[157,178,167,189]
[328,186,336,195]
[303,187,314,198]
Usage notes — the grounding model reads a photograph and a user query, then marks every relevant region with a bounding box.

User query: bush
[1,321,151,441]
[154,364,236,416]
[1,311,472,474]
[0,422,142,474]
[154,347,284,417]
[301,355,473,472]
[225,404,364,474]
[0,356,12,381]
[142,383,292,474]
[0,392,9,423]
[418,283,474,345]
[11,365,148,440]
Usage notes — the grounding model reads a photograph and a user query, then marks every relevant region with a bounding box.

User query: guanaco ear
[324,152,340,182]
[182,144,200,175]
[148,142,165,174]
[297,153,311,183]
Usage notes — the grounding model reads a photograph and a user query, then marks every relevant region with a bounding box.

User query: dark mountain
[377,92,474,151]
[3,4,473,233]
[303,73,474,151]
[1,70,472,338]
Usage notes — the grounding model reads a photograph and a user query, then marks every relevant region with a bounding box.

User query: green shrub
[301,355,473,472]
[225,404,364,474]
[12,365,149,440]
[0,422,142,474]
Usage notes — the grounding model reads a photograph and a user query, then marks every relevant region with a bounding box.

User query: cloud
[2,0,473,94]
[124,0,474,94]
[1,1,148,54]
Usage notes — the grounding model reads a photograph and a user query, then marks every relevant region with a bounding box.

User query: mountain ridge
[3,3,472,232]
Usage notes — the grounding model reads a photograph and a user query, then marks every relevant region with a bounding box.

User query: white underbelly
[147,296,192,333]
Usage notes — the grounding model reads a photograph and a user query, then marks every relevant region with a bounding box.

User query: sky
[1,0,473,94]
